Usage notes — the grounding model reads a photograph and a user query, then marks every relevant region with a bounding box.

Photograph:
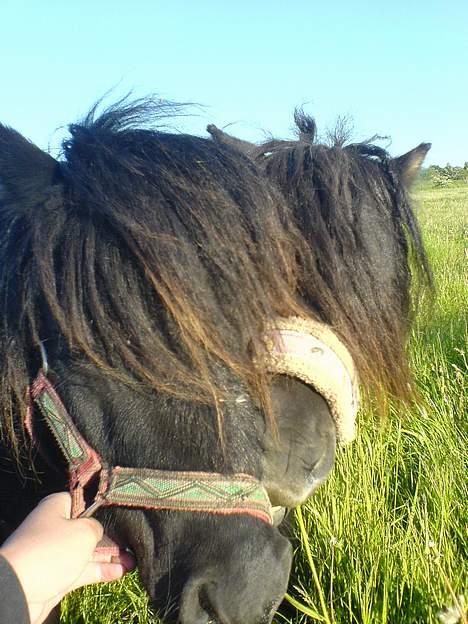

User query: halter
[25,317,358,532]
[26,370,273,525]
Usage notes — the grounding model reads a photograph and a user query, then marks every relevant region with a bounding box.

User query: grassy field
[62,184,467,624]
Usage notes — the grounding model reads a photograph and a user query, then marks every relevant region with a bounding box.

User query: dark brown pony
[0,99,430,623]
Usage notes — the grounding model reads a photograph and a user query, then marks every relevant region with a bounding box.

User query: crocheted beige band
[263,317,359,443]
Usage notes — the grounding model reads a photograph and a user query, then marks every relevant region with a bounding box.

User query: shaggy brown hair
[1,99,432,456]
[0,99,308,453]
[208,110,432,405]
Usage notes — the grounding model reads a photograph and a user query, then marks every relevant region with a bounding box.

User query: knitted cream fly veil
[263,317,359,444]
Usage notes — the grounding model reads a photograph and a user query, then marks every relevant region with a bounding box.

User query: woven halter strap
[26,370,273,526]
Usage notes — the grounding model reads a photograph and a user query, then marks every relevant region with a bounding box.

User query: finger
[99,562,128,583]
[92,550,114,564]
[37,492,73,518]
[111,550,136,572]
[92,534,122,561]
[77,516,105,545]
[71,561,128,589]
[93,548,135,569]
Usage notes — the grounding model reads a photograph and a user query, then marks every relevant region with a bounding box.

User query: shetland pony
[0,99,430,623]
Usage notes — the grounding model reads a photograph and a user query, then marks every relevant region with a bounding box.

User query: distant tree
[426,163,468,186]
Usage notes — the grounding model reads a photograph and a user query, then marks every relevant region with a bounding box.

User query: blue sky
[1,1,467,165]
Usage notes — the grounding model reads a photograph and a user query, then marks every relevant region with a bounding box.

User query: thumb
[71,561,128,590]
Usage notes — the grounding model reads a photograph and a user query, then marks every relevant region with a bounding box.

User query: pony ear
[0,124,61,212]
[392,143,431,187]
[207,124,257,157]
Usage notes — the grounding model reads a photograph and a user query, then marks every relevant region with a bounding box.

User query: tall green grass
[280,185,467,623]
[62,185,467,623]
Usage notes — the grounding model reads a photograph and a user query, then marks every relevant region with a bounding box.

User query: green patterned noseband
[26,370,273,525]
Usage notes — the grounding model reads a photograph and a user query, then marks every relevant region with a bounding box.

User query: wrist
[0,544,21,576]
[0,548,59,624]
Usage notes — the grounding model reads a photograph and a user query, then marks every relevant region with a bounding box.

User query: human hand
[0,492,135,624]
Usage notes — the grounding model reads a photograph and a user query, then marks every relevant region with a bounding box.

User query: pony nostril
[198,586,220,623]
[179,579,218,624]
[307,419,336,486]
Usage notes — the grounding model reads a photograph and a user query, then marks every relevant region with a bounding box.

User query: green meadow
[62,184,467,624]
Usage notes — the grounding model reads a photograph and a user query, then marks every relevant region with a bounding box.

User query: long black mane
[266,112,432,400]
[0,98,307,453]
[209,110,432,402]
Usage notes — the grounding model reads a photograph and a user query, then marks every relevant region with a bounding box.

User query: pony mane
[0,98,307,452]
[252,110,432,403]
